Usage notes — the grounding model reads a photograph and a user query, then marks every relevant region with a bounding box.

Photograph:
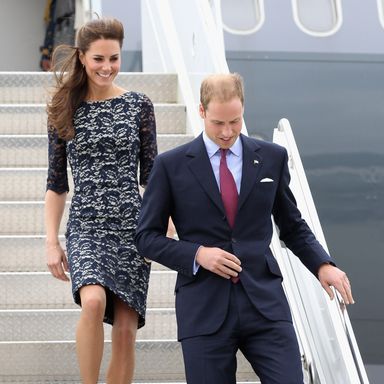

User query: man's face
[200,97,243,149]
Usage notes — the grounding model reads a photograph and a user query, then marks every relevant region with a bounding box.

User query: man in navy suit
[135,73,354,383]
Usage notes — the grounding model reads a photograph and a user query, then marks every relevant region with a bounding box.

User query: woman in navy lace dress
[44,18,157,383]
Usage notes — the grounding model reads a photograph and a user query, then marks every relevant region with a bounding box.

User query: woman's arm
[45,189,69,281]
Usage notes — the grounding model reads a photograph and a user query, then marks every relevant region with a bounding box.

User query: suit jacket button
[231,238,237,243]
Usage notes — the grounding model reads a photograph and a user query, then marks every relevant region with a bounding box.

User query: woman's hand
[46,243,70,282]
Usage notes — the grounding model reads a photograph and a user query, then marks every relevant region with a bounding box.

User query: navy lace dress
[46,92,157,327]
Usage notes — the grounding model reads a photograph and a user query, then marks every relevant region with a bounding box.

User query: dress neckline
[83,91,130,104]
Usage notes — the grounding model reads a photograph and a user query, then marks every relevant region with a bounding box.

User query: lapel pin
[253,159,259,165]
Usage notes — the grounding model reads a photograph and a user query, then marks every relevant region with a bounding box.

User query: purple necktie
[219,148,239,283]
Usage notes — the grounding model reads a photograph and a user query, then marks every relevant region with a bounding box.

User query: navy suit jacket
[135,133,333,340]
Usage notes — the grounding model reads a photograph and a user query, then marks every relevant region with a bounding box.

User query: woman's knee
[113,306,138,344]
[113,323,137,346]
[79,285,106,319]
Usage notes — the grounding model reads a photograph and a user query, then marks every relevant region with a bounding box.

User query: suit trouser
[180,281,304,384]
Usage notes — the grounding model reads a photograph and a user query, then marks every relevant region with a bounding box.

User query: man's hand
[196,246,242,279]
[318,263,354,305]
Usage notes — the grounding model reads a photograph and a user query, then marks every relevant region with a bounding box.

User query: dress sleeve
[139,94,158,187]
[46,125,69,193]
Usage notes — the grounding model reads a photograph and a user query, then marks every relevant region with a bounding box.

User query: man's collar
[202,131,242,159]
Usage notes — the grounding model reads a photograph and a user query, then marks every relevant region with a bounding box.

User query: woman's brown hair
[47,18,124,140]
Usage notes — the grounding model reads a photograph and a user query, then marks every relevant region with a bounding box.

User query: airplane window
[220,0,265,35]
[377,0,384,29]
[292,0,342,36]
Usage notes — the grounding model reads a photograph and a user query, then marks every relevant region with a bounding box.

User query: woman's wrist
[45,239,60,248]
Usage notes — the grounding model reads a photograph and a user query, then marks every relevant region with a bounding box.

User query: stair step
[0,103,186,135]
[0,340,257,382]
[0,236,169,272]
[0,201,177,237]
[0,72,178,104]
[0,163,197,202]
[0,168,73,201]
[0,308,177,341]
[0,201,69,235]
[0,271,176,309]
[0,134,194,167]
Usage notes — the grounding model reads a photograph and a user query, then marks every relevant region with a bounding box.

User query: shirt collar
[202,131,242,159]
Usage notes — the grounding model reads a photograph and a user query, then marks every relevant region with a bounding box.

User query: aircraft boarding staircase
[0,71,259,383]
[0,71,369,384]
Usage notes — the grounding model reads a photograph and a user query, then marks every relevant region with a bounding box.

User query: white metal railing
[273,118,369,383]
[74,0,99,29]
[142,0,249,136]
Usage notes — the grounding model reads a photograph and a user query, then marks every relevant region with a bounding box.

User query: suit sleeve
[135,155,201,276]
[272,148,334,276]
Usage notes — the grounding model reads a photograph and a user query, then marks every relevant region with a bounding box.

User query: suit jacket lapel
[186,134,225,215]
[238,134,263,211]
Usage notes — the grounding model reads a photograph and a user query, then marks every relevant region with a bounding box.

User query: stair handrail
[273,118,370,383]
[141,0,248,136]
[74,0,97,29]
[270,225,321,383]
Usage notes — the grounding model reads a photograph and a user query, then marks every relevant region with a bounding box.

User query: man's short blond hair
[200,73,244,111]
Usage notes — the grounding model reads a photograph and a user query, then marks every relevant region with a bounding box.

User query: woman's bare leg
[76,285,106,384]
[106,297,139,384]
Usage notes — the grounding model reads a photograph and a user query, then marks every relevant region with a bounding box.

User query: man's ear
[199,103,206,118]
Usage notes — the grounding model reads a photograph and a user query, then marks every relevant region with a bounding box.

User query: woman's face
[79,38,121,90]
